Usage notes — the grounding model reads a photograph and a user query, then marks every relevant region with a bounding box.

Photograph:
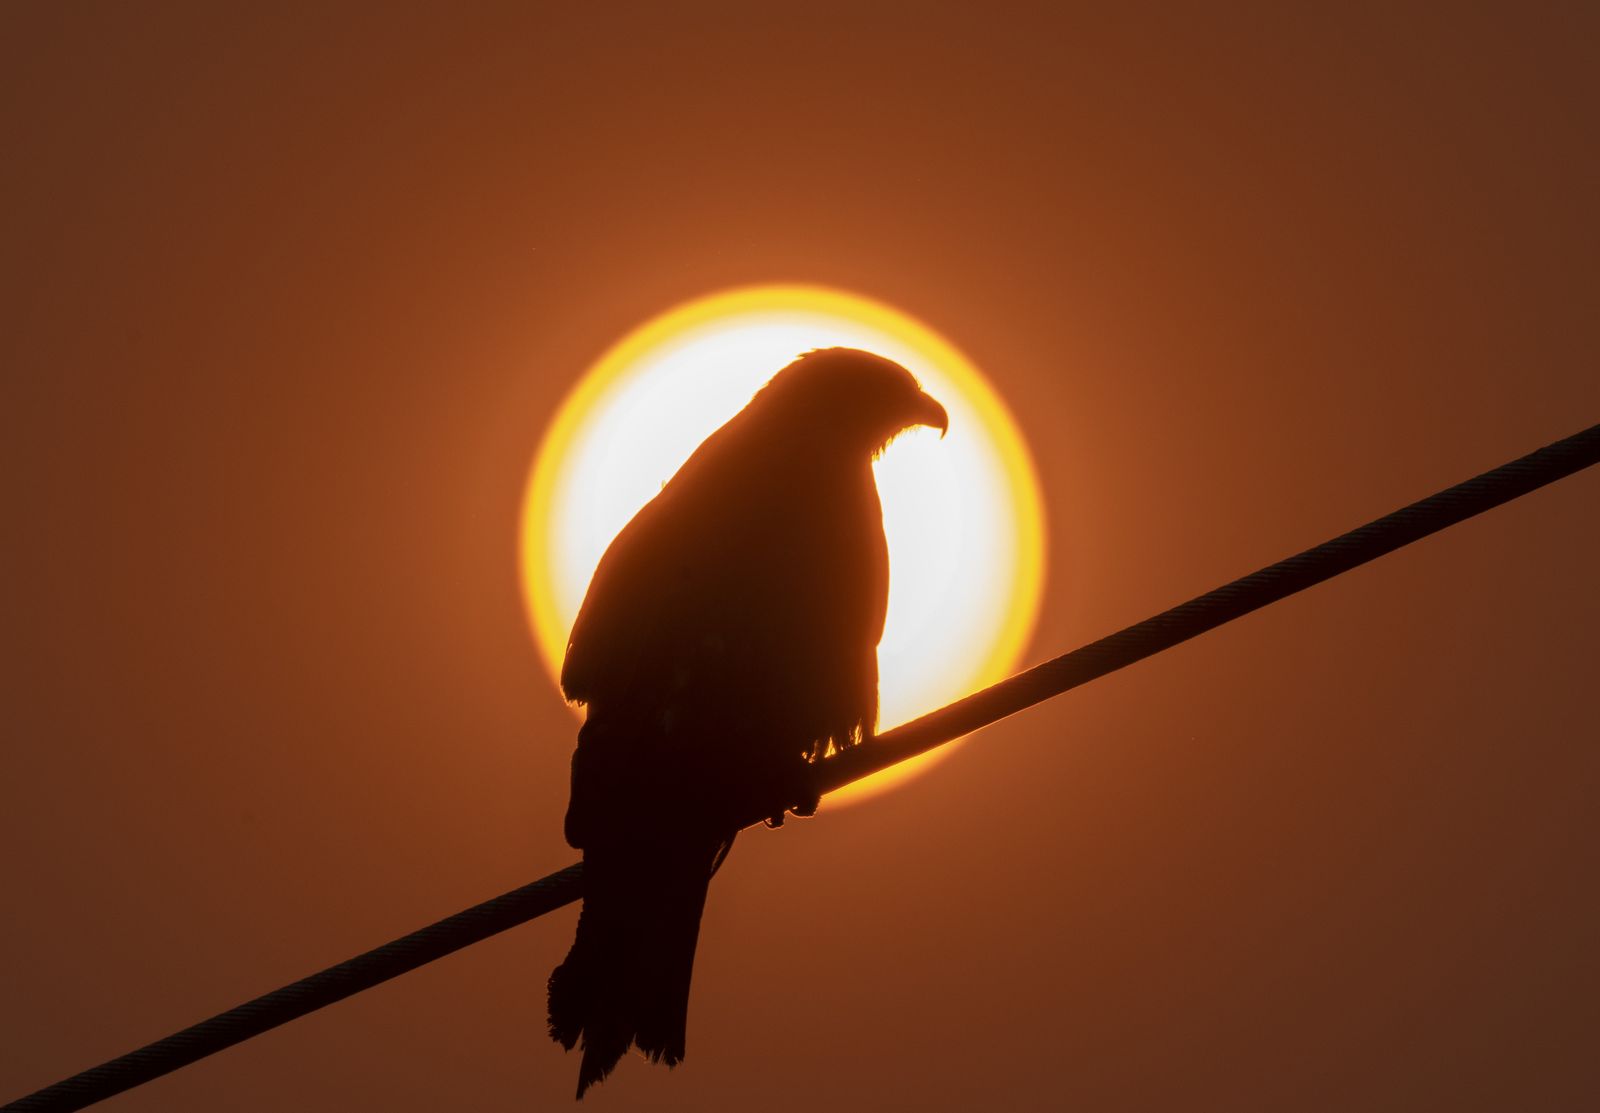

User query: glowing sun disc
[519,285,1045,805]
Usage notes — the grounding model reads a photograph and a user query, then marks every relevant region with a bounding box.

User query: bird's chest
[736,466,880,603]
[663,464,883,662]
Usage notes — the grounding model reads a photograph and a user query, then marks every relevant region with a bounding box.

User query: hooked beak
[916,392,949,439]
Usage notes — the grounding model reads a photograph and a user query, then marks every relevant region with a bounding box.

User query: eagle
[547,346,948,1097]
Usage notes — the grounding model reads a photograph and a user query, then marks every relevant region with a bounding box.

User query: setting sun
[519,285,1045,803]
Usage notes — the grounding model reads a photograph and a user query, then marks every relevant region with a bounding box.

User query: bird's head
[756,347,948,455]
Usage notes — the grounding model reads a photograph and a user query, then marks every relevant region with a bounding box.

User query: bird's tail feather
[549,836,730,1098]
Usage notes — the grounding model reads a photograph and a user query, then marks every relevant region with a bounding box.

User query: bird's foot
[791,787,820,818]
[761,780,819,828]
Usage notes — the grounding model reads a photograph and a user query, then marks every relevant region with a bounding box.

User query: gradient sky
[3,5,1598,1110]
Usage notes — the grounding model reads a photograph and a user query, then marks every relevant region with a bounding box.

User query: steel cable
[7,420,1598,1112]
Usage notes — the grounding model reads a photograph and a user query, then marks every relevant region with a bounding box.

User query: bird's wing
[559,496,665,707]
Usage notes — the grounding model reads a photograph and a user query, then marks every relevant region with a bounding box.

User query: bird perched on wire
[547,347,948,1097]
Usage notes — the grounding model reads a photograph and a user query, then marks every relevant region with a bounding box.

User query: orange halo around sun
[519,285,1045,805]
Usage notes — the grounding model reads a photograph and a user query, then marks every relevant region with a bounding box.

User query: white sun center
[521,285,1045,803]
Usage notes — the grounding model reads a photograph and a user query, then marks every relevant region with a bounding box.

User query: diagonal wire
[809,421,1600,801]
[6,420,1599,1113]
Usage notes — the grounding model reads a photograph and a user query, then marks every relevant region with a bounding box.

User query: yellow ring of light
[519,284,1045,805]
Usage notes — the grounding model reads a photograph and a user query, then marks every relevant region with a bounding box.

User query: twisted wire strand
[810,421,1600,799]
[8,421,1598,1112]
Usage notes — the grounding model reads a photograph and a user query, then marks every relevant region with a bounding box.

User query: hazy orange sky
[3,5,1597,1110]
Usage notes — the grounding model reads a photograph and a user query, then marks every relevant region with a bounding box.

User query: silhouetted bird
[547,347,948,1097]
